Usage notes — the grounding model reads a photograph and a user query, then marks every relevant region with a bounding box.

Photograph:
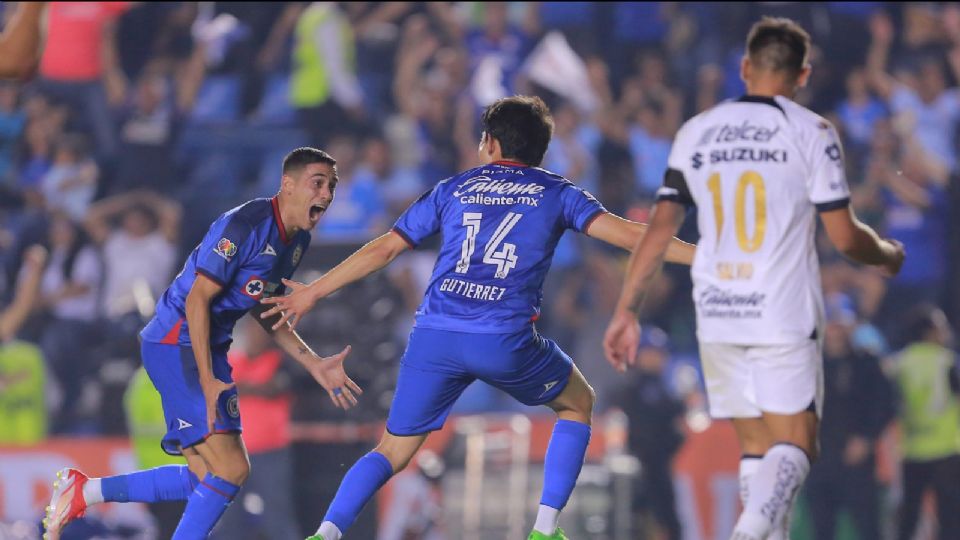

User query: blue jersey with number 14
[393,160,606,333]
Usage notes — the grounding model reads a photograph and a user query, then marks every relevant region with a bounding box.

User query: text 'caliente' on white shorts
[699,340,823,419]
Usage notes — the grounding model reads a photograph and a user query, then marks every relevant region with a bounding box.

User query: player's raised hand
[304,345,363,410]
[200,377,235,433]
[604,310,641,374]
[260,278,317,331]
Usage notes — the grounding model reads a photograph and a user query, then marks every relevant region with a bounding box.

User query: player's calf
[533,367,594,537]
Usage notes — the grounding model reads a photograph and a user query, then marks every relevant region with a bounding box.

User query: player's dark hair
[480,95,554,167]
[746,17,811,80]
[282,147,337,176]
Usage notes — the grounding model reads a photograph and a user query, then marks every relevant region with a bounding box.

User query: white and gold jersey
[657,95,850,345]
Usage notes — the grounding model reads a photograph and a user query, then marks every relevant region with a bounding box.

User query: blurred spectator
[888,304,960,540]
[113,66,182,193]
[37,212,103,433]
[0,245,47,446]
[217,318,300,540]
[609,327,684,540]
[377,450,446,540]
[868,127,951,341]
[393,15,473,181]
[124,366,185,539]
[290,2,364,147]
[805,294,894,540]
[40,133,99,222]
[352,134,421,217]
[0,82,25,184]
[543,101,602,194]
[464,2,537,96]
[36,2,131,160]
[84,190,180,349]
[836,67,887,156]
[316,135,387,239]
[867,11,960,172]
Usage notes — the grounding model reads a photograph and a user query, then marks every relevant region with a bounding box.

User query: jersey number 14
[456,212,522,278]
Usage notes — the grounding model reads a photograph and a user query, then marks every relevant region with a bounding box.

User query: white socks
[317,521,343,540]
[82,478,104,506]
[533,504,560,534]
[738,455,761,509]
[733,444,810,540]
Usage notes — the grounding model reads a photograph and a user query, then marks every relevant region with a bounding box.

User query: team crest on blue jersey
[215,238,238,261]
[227,394,239,418]
[242,276,264,299]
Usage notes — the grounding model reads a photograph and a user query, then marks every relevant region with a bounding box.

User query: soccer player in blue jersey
[261,96,696,540]
[43,148,362,540]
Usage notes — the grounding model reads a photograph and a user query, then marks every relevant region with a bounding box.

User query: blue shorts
[141,340,242,455]
[386,326,573,436]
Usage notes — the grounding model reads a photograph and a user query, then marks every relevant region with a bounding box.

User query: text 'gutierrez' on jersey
[393,160,607,333]
[141,197,311,347]
[656,95,851,345]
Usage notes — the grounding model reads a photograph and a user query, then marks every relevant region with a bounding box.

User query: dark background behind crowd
[0,2,958,540]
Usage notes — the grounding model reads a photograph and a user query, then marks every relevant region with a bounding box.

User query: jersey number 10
[707,171,767,252]
[456,212,522,278]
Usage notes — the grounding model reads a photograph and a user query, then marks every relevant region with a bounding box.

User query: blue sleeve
[560,183,607,232]
[393,185,442,247]
[194,215,256,287]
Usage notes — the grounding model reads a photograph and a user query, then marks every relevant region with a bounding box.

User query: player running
[43,148,362,540]
[604,18,905,540]
[261,95,695,540]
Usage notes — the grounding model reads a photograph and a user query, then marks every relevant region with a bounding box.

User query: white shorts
[699,341,823,419]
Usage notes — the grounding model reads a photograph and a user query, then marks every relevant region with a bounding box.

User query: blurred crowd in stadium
[0,2,959,539]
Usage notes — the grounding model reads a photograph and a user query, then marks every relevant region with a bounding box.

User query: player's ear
[740,56,750,84]
[795,64,812,89]
[280,173,295,194]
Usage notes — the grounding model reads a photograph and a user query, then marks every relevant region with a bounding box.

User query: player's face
[287,162,337,230]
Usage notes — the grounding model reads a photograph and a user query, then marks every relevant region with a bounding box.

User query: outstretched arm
[585,212,695,265]
[260,230,411,329]
[603,201,686,372]
[249,304,361,409]
[0,2,47,80]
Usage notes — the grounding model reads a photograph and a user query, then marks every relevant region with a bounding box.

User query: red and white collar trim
[270,196,292,245]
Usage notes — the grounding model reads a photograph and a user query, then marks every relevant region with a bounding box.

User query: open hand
[260,279,317,331]
[305,345,363,410]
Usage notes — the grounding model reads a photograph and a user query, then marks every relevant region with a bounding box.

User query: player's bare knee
[209,454,250,485]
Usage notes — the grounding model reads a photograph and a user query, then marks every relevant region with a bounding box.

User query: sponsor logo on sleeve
[214,238,238,261]
[291,245,303,266]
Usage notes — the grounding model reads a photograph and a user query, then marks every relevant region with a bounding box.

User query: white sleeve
[805,120,851,211]
[656,121,696,206]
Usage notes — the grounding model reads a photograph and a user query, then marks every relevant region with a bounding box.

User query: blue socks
[172,473,241,540]
[540,419,591,510]
[101,465,199,503]
[324,452,395,533]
